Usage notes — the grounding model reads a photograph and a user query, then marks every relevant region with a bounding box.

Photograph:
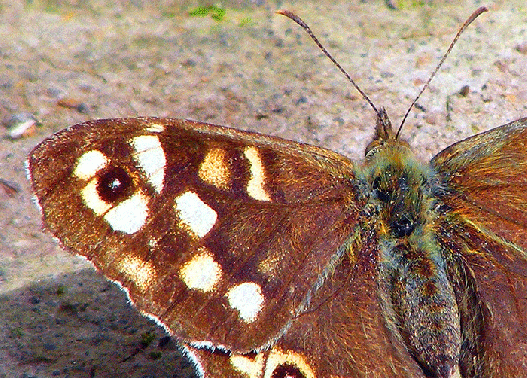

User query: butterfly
[27,7,527,378]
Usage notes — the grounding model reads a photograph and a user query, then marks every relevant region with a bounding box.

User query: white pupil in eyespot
[109,178,121,190]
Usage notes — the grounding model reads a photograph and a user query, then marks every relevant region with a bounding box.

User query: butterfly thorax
[358,122,462,377]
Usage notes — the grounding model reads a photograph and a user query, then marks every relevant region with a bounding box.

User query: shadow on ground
[0,269,197,378]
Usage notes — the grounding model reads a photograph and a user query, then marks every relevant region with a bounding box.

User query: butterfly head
[365,108,411,160]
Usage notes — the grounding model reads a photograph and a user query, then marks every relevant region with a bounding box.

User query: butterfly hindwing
[270,232,428,378]
[28,117,362,353]
[184,228,430,378]
[438,219,527,377]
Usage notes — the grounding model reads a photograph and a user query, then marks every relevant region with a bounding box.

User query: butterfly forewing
[28,117,362,352]
[28,114,527,377]
[432,118,527,251]
[432,118,527,288]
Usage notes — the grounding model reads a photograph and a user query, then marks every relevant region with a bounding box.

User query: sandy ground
[1,0,526,377]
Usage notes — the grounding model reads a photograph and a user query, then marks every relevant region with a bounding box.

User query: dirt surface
[1,0,526,377]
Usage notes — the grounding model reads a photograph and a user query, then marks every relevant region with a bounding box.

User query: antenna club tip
[276,9,297,20]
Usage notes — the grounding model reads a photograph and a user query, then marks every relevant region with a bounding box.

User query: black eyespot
[271,364,306,378]
[97,166,133,202]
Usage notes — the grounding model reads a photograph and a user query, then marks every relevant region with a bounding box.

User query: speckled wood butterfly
[28,7,527,378]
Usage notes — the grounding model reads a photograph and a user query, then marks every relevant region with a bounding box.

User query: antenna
[396,6,488,138]
[277,7,488,139]
[276,10,379,115]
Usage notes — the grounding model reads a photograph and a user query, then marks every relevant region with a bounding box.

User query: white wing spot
[174,191,217,238]
[104,191,149,234]
[74,150,108,180]
[80,178,111,215]
[179,250,222,292]
[145,123,164,133]
[243,146,271,202]
[117,256,155,292]
[226,282,264,323]
[132,135,166,193]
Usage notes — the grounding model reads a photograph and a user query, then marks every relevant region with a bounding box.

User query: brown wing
[432,118,527,376]
[28,117,360,353]
[185,229,429,378]
[431,118,527,251]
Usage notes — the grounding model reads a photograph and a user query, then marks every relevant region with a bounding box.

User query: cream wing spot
[265,349,315,378]
[116,256,155,292]
[103,191,149,234]
[174,191,217,238]
[230,348,315,378]
[198,148,231,190]
[230,354,265,378]
[179,250,222,292]
[80,178,111,215]
[243,146,271,202]
[132,135,166,193]
[74,150,108,180]
[226,282,264,323]
[145,123,164,133]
